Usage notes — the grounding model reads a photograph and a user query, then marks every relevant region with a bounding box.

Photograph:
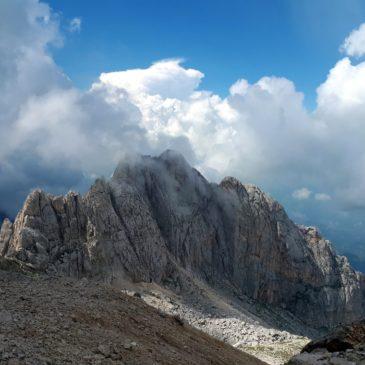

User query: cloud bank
[1,0,365,257]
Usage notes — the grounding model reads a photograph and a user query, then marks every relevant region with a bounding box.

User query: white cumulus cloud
[340,23,365,57]
[95,59,204,100]
[317,57,365,113]
[229,79,249,96]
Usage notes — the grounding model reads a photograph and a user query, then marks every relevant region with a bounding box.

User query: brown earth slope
[0,265,266,365]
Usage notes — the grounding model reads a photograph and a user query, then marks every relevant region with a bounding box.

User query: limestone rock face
[1,150,364,329]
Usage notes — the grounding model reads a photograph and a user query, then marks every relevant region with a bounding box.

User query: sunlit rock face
[1,150,364,329]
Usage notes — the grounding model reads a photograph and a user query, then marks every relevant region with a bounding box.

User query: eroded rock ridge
[1,150,364,329]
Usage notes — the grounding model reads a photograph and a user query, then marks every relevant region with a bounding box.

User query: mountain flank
[0,150,363,331]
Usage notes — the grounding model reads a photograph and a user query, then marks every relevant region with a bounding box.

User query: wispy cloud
[292,188,312,200]
[69,17,81,33]
[315,193,331,201]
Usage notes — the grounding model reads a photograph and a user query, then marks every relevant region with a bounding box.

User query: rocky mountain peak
[159,148,190,166]
[113,150,191,179]
[0,150,364,330]
[220,176,248,194]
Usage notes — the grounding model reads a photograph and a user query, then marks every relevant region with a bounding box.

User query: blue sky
[49,0,365,109]
[2,0,365,271]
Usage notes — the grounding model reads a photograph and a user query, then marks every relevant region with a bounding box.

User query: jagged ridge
[0,150,364,329]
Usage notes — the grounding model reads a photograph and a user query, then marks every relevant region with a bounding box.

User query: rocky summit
[1,150,364,332]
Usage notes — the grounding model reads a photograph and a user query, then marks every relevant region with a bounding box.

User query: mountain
[0,150,364,331]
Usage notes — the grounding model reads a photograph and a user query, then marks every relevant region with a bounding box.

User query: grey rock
[123,341,137,350]
[1,150,364,330]
[301,319,365,353]
[0,310,12,324]
[97,344,111,357]
[287,319,365,364]
[0,219,12,256]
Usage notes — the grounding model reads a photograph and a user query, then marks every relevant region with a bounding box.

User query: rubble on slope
[0,268,267,365]
[118,274,315,365]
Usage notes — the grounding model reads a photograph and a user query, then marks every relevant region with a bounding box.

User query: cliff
[1,150,364,329]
